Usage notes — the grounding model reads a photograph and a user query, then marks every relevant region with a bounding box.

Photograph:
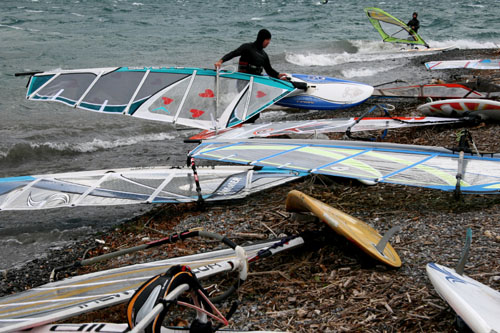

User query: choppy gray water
[1,0,499,269]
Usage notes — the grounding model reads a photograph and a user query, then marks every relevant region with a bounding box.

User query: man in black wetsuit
[214,29,288,80]
[407,12,420,34]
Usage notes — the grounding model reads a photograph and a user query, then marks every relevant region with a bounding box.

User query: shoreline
[1,48,500,332]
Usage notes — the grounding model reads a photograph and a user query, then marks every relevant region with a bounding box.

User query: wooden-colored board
[285,190,401,267]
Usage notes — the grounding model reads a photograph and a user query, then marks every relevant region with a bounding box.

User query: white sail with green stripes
[364,7,429,48]
[189,138,500,194]
[24,67,295,130]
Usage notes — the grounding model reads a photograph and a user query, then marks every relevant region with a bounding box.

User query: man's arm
[262,53,281,79]
[215,44,247,68]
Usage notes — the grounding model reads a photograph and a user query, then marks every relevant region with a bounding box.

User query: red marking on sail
[442,102,464,111]
[162,97,173,105]
[199,89,215,98]
[190,109,205,118]
[464,102,480,110]
[256,91,267,98]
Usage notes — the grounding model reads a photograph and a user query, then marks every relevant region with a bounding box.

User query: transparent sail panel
[133,72,189,107]
[148,76,191,116]
[82,71,145,112]
[35,73,96,105]
[245,81,283,119]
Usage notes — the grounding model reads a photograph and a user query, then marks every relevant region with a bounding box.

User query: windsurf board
[277,74,374,110]
[399,45,457,53]
[426,262,500,333]
[285,190,401,267]
[417,98,500,120]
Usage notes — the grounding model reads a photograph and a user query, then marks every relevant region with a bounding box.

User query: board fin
[375,226,401,255]
[455,228,472,276]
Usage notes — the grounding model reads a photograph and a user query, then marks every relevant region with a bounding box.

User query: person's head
[256,29,272,49]
[413,12,418,18]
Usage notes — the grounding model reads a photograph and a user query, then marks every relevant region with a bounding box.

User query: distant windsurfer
[214,29,288,80]
[407,12,420,34]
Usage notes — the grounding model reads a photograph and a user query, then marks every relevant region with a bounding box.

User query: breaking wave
[0,132,176,165]
[285,39,499,67]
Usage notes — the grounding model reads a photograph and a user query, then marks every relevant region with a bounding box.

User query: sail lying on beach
[0,166,304,210]
[364,7,429,48]
[189,139,500,194]
[23,67,295,130]
[373,83,487,99]
[0,237,303,333]
[425,59,500,70]
[189,117,462,140]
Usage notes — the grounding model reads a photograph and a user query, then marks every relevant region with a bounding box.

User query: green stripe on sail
[298,147,382,178]
[364,7,428,47]
[367,151,468,187]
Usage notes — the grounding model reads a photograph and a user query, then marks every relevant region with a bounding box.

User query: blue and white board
[426,263,500,333]
[277,74,374,110]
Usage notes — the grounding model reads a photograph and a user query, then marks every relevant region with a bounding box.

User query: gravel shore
[1,48,499,332]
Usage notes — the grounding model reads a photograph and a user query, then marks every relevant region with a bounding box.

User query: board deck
[277,74,373,110]
[285,190,401,267]
[426,262,500,333]
[399,45,456,53]
[417,98,500,120]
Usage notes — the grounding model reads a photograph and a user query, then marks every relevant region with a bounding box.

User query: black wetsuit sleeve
[407,19,419,32]
[221,44,247,62]
[262,53,280,79]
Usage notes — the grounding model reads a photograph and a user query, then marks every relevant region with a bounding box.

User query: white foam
[30,132,176,153]
[259,110,289,120]
[132,2,144,5]
[0,238,23,245]
[71,12,84,17]
[0,24,23,31]
[285,39,498,67]
[25,9,44,13]
[341,65,400,79]
[430,39,500,50]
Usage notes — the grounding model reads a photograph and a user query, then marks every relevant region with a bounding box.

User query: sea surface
[1,0,499,270]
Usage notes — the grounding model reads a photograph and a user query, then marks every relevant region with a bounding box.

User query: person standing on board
[214,29,288,80]
[407,12,420,34]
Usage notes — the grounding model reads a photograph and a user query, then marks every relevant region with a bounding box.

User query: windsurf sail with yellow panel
[189,138,500,194]
[364,7,429,48]
[19,67,295,131]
